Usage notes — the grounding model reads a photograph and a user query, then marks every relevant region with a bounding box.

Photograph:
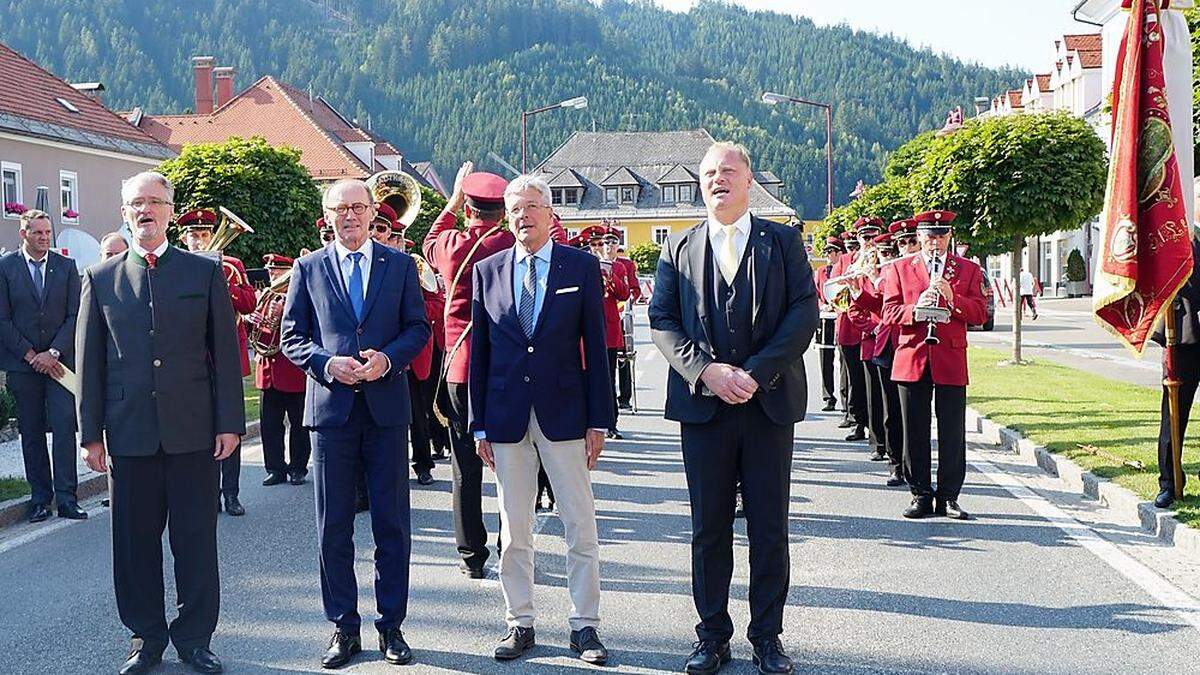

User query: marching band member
[814,236,844,412]
[179,208,256,517]
[872,220,919,487]
[423,163,515,579]
[584,225,631,439]
[611,236,642,411]
[254,254,310,487]
[846,232,887,464]
[831,217,881,442]
[880,210,987,519]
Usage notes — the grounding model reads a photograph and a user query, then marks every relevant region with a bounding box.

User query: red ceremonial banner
[1094,0,1194,355]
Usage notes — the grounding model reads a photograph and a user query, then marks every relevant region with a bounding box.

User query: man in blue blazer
[469,175,613,665]
[281,178,430,670]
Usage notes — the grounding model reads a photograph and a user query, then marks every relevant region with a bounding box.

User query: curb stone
[0,420,261,531]
[967,407,1200,560]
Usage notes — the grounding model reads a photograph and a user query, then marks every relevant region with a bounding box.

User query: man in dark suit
[77,171,244,675]
[0,209,83,523]
[1151,235,1200,508]
[469,174,613,665]
[281,178,430,670]
[650,142,817,675]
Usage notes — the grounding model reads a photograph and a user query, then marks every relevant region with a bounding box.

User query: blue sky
[653,0,1089,72]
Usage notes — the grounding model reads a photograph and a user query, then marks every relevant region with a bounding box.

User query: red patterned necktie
[145,253,158,269]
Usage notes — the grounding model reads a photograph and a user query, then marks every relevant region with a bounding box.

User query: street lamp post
[521,96,588,173]
[761,91,834,217]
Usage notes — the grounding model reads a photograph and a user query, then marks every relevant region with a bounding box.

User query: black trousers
[681,402,793,643]
[863,360,886,456]
[898,368,967,500]
[876,361,904,467]
[838,347,850,414]
[8,371,77,506]
[110,449,219,653]
[447,382,492,569]
[617,352,634,407]
[607,347,621,430]
[407,371,434,474]
[1158,344,1200,492]
[218,446,240,497]
[818,319,837,405]
[839,345,867,427]
[260,388,310,475]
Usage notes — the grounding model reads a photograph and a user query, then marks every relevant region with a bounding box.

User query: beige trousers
[492,411,600,630]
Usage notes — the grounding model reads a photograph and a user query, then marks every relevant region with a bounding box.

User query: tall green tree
[910,112,1108,362]
[158,137,322,265]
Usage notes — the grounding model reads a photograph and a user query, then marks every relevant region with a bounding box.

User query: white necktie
[718,225,739,285]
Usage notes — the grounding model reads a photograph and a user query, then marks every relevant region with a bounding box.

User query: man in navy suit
[0,209,83,523]
[281,178,430,670]
[469,174,613,665]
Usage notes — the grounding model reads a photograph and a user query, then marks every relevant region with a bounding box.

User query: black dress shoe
[937,499,969,520]
[222,494,245,517]
[844,427,867,442]
[321,629,361,669]
[57,502,88,520]
[288,471,308,486]
[821,400,837,411]
[836,418,854,429]
[460,563,486,579]
[27,503,51,523]
[119,648,163,675]
[262,472,288,486]
[416,470,434,486]
[570,626,608,665]
[179,646,223,674]
[1155,489,1176,509]
[886,466,906,487]
[431,449,449,461]
[903,496,935,519]
[685,640,731,674]
[494,626,535,660]
[752,638,794,674]
[869,449,888,461]
[607,428,623,440]
[379,626,413,665]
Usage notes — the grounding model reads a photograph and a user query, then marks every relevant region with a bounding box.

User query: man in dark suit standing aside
[0,209,84,523]
[469,174,613,665]
[281,178,429,669]
[650,142,817,675]
[77,171,244,675]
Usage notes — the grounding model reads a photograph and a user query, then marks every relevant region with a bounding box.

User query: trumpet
[822,248,898,312]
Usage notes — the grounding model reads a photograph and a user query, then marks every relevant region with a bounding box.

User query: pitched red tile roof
[1077,49,1102,69]
[1063,33,1102,53]
[0,40,168,153]
[137,76,380,179]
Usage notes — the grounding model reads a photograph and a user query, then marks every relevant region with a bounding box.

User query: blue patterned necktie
[348,252,364,321]
[519,256,537,336]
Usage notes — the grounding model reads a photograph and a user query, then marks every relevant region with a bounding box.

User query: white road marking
[0,504,109,555]
[970,452,1200,633]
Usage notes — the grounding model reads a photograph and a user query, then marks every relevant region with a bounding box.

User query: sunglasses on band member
[321,231,335,243]
[372,223,391,234]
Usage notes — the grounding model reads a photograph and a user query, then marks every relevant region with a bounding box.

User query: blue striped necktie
[519,257,537,336]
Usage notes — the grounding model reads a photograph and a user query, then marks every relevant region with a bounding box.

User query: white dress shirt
[20,246,48,290]
[707,210,752,270]
[323,238,390,381]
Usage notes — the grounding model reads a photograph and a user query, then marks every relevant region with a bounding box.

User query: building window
[60,170,79,223]
[2,162,22,219]
[564,188,579,205]
[679,184,694,202]
[605,187,618,204]
[620,186,635,204]
[567,228,580,240]
[653,226,670,245]
[661,185,677,204]
[551,188,563,206]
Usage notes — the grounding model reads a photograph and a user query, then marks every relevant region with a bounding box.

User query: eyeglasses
[325,203,371,216]
[124,198,172,209]
[372,223,391,233]
[508,204,548,215]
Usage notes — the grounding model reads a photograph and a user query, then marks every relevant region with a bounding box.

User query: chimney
[214,66,235,109]
[192,56,215,114]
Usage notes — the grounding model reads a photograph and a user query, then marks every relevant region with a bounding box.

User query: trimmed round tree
[158,136,322,266]
[910,111,1107,363]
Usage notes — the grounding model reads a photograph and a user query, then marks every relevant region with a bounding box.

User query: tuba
[248,269,291,357]
[366,170,422,228]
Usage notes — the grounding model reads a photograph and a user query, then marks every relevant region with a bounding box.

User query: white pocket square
[556,286,580,294]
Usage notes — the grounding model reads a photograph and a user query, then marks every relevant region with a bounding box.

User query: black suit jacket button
[356,328,364,335]
[523,375,530,383]
[153,358,162,367]
[150,391,156,398]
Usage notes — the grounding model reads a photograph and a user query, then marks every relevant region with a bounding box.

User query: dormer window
[605,187,618,203]
[620,186,635,204]
[564,188,579,205]
[679,184,694,202]
[662,185,676,204]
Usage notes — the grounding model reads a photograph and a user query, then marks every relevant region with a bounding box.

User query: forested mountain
[0,0,1023,217]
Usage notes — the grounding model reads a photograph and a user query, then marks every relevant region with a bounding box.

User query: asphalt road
[0,310,1198,674]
